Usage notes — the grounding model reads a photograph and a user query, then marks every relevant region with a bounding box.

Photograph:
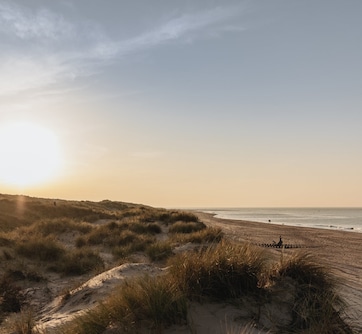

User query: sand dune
[2,201,360,333]
[196,212,362,330]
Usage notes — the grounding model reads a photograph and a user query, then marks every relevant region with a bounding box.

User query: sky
[0,0,361,208]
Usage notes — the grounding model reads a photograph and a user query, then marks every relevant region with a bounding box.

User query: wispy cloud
[116,6,243,53]
[0,2,244,97]
[0,2,74,40]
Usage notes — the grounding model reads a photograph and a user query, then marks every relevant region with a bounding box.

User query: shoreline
[207,213,361,234]
[200,208,362,234]
[195,212,362,329]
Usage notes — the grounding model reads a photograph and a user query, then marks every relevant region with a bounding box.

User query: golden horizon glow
[0,122,62,188]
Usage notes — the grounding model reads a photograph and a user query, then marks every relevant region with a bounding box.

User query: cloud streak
[115,6,243,55]
[130,6,241,46]
[0,2,244,97]
[0,2,74,40]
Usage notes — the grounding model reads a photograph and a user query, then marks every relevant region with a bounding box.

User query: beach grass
[0,194,356,333]
[58,275,187,334]
[168,240,267,300]
[276,252,352,333]
[56,241,354,333]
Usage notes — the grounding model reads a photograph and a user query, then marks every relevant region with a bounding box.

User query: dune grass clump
[58,249,104,276]
[62,275,187,334]
[14,234,103,276]
[168,221,206,234]
[146,241,173,261]
[34,218,92,236]
[15,236,65,262]
[131,221,162,234]
[110,276,187,331]
[112,233,155,259]
[140,210,199,225]
[171,226,224,244]
[84,228,111,246]
[169,240,267,301]
[80,221,161,248]
[276,252,352,333]
[168,211,199,223]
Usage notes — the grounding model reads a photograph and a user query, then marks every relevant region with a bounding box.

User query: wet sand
[195,212,362,329]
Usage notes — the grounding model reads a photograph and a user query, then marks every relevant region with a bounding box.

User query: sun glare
[0,122,62,188]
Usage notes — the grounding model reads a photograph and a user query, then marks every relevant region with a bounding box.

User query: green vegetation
[171,226,224,243]
[276,253,351,333]
[168,221,205,234]
[0,194,355,333]
[57,249,104,275]
[146,241,173,261]
[169,240,267,300]
[15,236,65,262]
[59,242,353,334]
[61,275,187,334]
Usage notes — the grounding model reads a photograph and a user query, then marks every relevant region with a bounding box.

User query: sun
[0,122,62,188]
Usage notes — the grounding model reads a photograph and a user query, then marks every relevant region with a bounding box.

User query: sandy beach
[196,212,362,329]
[2,194,361,333]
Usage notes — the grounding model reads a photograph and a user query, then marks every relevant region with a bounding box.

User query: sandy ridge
[195,212,362,330]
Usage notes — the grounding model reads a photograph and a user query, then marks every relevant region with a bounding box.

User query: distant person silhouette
[277,236,283,247]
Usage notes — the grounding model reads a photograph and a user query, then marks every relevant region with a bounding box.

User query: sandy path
[195,212,362,330]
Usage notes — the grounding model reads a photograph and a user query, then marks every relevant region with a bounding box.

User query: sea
[200,208,362,233]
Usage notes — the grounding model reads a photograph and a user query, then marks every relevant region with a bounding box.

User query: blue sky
[0,0,361,207]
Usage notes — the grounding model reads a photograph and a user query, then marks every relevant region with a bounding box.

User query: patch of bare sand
[36,263,165,332]
[195,212,362,331]
[37,261,267,334]
[26,213,361,333]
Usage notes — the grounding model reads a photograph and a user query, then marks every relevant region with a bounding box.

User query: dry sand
[196,212,362,329]
[16,213,362,333]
